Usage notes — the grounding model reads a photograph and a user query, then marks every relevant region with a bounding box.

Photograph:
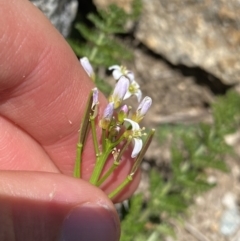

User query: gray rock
[220,192,240,236]
[30,0,78,37]
[136,0,240,85]
[220,208,240,236]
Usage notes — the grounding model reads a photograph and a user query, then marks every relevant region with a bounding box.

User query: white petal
[103,102,114,119]
[132,80,140,88]
[137,96,152,115]
[92,87,98,108]
[112,70,123,80]
[80,57,94,77]
[131,138,143,158]
[127,72,134,82]
[123,90,132,100]
[124,118,140,131]
[135,90,142,102]
[112,76,129,99]
[109,65,121,71]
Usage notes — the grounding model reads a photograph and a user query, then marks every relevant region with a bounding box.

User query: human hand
[0,1,140,240]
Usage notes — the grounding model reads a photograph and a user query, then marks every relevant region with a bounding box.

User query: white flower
[124,80,142,102]
[109,65,134,81]
[80,57,95,80]
[109,65,142,102]
[109,76,129,108]
[124,118,143,158]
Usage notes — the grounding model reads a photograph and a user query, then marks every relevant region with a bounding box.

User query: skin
[0,0,140,240]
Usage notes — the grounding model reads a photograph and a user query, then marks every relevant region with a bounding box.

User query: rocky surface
[135,0,240,85]
[30,0,78,37]
[93,0,134,13]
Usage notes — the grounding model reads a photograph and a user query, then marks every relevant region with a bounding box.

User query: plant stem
[96,138,131,186]
[130,129,155,175]
[89,146,112,185]
[90,115,100,155]
[101,129,107,152]
[97,161,119,187]
[73,91,94,178]
[89,33,105,62]
[108,175,133,199]
[74,143,83,178]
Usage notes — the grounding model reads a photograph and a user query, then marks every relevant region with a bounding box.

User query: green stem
[101,129,106,152]
[96,138,132,186]
[108,175,133,200]
[89,146,112,185]
[73,91,94,178]
[130,129,155,176]
[90,115,100,155]
[74,143,83,178]
[112,135,125,147]
[89,33,105,61]
[97,161,119,187]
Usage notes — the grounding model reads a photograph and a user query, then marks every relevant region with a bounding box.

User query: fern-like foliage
[68,0,142,94]
[120,90,240,241]
[120,194,145,241]
[68,0,142,66]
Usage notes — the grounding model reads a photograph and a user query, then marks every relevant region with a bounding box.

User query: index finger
[0,0,140,201]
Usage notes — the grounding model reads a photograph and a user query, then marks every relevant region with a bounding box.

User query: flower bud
[108,125,121,141]
[118,105,128,123]
[91,87,98,110]
[109,76,129,108]
[80,57,95,81]
[132,96,152,122]
[99,102,114,129]
[88,88,99,118]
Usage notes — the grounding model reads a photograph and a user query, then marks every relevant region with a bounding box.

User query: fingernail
[59,203,120,241]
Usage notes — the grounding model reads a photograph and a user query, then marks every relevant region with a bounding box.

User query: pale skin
[0,0,140,240]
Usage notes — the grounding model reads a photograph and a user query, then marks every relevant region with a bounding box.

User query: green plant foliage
[68,0,142,94]
[68,0,142,66]
[120,90,240,240]
[213,90,240,135]
[120,194,145,241]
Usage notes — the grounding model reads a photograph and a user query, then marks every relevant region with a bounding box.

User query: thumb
[0,171,120,241]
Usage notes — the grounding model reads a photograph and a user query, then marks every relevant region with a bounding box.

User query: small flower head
[132,96,152,122]
[109,76,129,109]
[109,65,134,82]
[80,57,95,81]
[124,118,144,158]
[99,102,114,129]
[124,80,142,102]
[109,65,142,102]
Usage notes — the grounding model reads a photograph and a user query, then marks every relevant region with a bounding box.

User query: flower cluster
[75,57,155,199]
